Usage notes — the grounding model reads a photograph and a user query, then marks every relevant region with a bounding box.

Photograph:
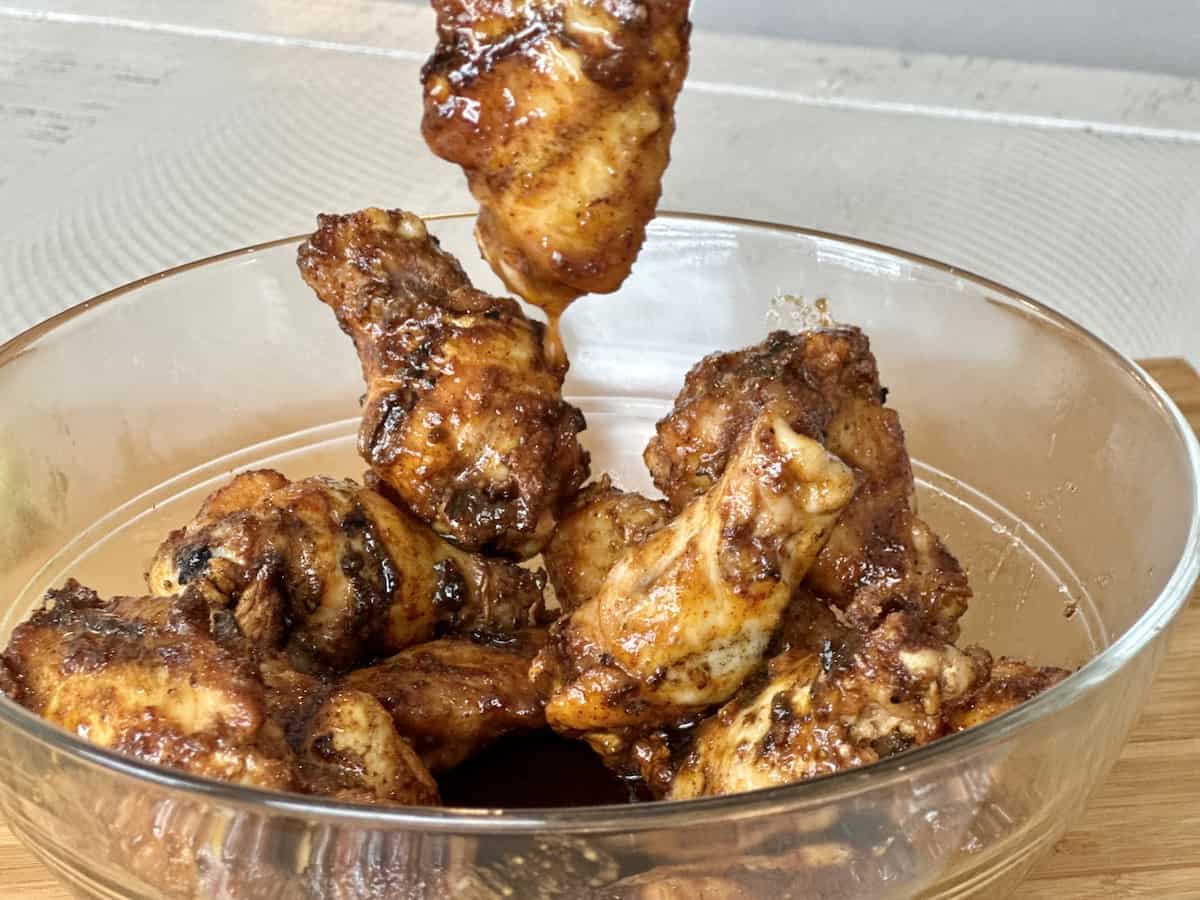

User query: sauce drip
[437,729,646,808]
[519,282,578,375]
[543,312,567,374]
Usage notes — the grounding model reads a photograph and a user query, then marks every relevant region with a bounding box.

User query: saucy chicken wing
[344,630,546,771]
[149,470,545,672]
[668,612,991,800]
[534,413,856,735]
[943,657,1070,732]
[1,581,439,805]
[295,686,440,806]
[297,208,589,558]
[542,475,670,613]
[422,0,691,313]
[2,581,295,791]
[644,328,970,641]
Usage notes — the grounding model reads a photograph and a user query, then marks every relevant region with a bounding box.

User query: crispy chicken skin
[1,581,439,805]
[344,630,547,771]
[534,414,856,734]
[668,612,991,800]
[148,470,545,672]
[644,328,970,640]
[297,208,589,559]
[543,475,670,613]
[422,0,691,312]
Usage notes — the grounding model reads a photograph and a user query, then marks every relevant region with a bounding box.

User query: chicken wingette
[422,0,691,314]
[668,611,991,799]
[149,470,545,672]
[297,208,589,559]
[668,622,1071,800]
[1,581,439,805]
[533,413,856,736]
[644,328,971,641]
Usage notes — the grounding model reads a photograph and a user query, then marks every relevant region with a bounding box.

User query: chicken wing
[644,328,970,640]
[943,657,1070,732]
[344,630,546,771]
[668,612,992,800]
[542,475,670,613]
[296,685,440,805]
[422,0,691,313]
[2,580,296,791]
[2,580,440,806]
[297,208,589,559]
[149,470,545,671]
[534,413,856,736]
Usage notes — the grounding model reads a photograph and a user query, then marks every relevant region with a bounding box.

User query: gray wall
[397,1,1198,78]
[694,1,1198,78]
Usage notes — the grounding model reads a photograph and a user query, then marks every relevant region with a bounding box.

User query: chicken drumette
[297,208,589,559]
[344,629,547,772]
[149,470,545,672]
[422,0,691,313]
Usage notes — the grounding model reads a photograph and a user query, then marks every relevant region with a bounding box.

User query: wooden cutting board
[0,358,1196,899]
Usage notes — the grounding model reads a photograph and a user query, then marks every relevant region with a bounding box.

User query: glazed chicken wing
[943,657,1070,732]
[291,684,441,806]
[344,630,547,772]
[644,328,970,640]
[297,208,589,559]
[542,475,670,613]
[668,612,992,800]
[422,0,691,312]
[2,581,296,791]
[534,413,856,736]
[149,470,545,672]
[2,581,439,806]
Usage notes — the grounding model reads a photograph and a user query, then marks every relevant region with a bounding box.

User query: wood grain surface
[0,357,1195,899]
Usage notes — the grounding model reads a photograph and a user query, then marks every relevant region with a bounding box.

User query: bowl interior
[0,212,1196,822]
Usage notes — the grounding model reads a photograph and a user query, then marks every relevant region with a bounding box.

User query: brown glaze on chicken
[2,581,438,806]
[422,0,691,317]
[644,328,970,641]
[296,685,441,805]
[668,612,992,800]
[297,208,589,559]
[148,470,545,672]
[534,414,856,737]
[2,581,296,791]
[344,630,546,771]
[543,475,670,613]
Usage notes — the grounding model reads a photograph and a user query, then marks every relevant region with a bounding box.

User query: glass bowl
[0,213,1196,899]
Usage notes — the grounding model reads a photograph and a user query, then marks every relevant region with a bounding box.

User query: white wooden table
[1,0,1199,365]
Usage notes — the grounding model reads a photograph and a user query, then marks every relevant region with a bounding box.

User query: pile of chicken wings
[0,209,1067,808]
[0,0,1067,809]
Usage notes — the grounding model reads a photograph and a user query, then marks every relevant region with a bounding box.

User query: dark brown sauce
[544,312,567,375]
[437,729,646,808]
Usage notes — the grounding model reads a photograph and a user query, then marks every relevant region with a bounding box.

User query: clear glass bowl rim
[0,211,1196,835]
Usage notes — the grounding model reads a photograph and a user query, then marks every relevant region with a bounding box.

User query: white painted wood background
[1,0,1198,365]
